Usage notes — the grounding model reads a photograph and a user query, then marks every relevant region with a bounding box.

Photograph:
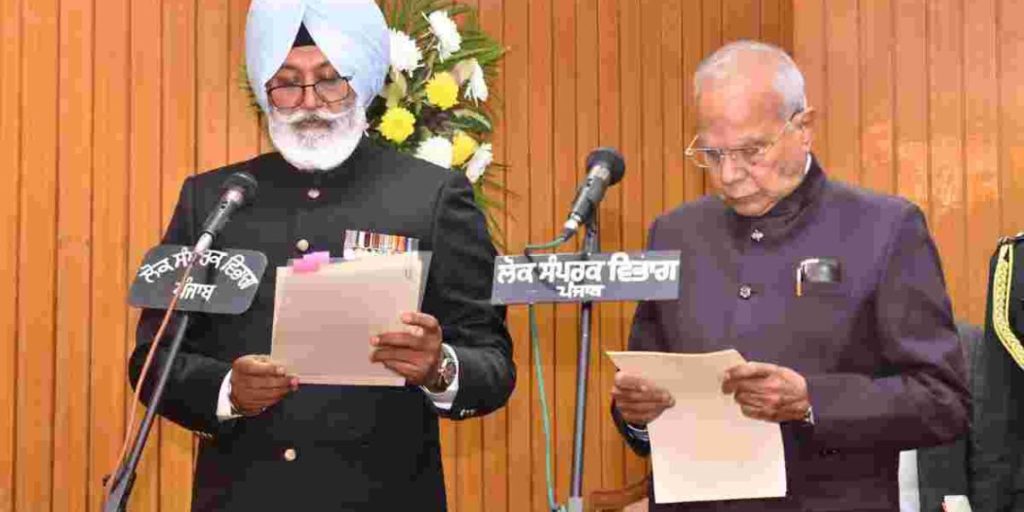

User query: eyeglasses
[685,110,803,169]
[266,77,353,109]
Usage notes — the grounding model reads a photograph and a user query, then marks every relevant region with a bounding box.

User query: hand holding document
[606,349,786,504]
[270,251,430,386]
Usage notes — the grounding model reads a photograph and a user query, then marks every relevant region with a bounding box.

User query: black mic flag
[129,246,267,315]
[130,172,266,315]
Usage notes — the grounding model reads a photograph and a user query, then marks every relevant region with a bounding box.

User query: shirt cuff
[625,422,650,442]
[216,370,241,421]
[421,343,459,410]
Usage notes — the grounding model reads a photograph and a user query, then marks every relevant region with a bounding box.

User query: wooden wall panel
[0,0,21,510]
[793,0,1017,326]
[963,0,1000,324]
[90,1,131,510]
[1000,0,1024,238]
[927,0,967,317]
[16,0,59,510]
[0,2,794,509]
[53,1,93,511]
[860,0,895,194]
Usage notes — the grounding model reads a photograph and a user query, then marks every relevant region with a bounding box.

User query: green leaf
[451,108,492,132]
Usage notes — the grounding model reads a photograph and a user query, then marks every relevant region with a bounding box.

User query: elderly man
[128,1,514,510]
[611,41,969,511]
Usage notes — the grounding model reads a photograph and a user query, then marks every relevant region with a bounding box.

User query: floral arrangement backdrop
[371,0,506,235]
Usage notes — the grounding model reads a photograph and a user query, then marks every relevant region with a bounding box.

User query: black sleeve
[423,173,515,420]
[128,176,233,435]
[611,400,651,456]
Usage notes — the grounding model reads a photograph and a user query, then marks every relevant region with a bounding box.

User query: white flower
[425,10,462,61]
[464,143,493,183]
[416,136,454,169]
[464,59,489,103]
[389,29,422,75]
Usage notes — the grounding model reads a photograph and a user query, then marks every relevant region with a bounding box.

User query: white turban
[246,0,390,112]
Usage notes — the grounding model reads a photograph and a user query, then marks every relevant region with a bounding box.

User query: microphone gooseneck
[561,147,626,240]
[192,171,258,254]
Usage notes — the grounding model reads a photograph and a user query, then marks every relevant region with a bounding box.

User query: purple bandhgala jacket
[615,156,969,512]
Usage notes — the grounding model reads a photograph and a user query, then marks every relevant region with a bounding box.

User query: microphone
[561,148,625,240]
[192,172,258,254]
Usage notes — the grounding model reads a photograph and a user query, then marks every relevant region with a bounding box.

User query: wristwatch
[802,405,815,425]
[431,344,457,391]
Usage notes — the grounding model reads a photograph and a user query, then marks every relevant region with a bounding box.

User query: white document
[270,252,429,386]
[943,495,973,512]
[606,349,787,504]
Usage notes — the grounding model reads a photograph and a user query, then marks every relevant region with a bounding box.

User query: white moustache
[268,104,367,172]
[275,107,350,127]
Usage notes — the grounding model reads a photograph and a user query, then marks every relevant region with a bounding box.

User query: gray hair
[694,40,807,120]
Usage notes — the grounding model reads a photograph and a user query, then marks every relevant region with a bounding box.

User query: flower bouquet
[371,0,506,238]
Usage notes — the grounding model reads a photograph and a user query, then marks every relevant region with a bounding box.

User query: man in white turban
[129,1,515,510]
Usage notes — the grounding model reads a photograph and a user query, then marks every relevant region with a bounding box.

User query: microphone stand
[103,258,202,512]
[103,311,191,512]
[567,215,598,512]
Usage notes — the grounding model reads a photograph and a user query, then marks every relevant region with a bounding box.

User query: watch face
[440,356,456,384]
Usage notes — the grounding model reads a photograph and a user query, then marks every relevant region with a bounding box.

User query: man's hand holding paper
[721,362,811,423]
[370,311,444,388]
[270,252,431,386]
[607,349,788,504]
[228,355,299,417]
[611,372,675,426]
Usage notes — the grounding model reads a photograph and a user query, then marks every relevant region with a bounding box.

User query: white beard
[267,103,367,172]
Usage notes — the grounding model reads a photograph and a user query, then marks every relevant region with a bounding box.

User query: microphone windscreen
[223,171,258,204]
[586,147,625,185]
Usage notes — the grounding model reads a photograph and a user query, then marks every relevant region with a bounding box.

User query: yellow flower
[378,107,416,144]
[425,72,459,110]
[451,132,479,167]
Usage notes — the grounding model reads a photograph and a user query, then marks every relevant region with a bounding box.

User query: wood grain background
[0,1,1017,511]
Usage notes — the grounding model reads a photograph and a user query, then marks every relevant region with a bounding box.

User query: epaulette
[997,231,1024,246]
[991,232,1024,369]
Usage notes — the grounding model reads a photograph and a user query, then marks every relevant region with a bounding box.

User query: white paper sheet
[270,252,429,386]
[606,349,787,504]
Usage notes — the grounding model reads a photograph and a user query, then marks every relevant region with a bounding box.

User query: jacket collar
[728,154,827,244]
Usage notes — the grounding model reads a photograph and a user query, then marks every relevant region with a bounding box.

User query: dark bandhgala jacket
[130,138,515,511]
[614,157,969,511]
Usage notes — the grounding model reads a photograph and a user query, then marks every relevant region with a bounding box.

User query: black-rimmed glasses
[266,77,353,109]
